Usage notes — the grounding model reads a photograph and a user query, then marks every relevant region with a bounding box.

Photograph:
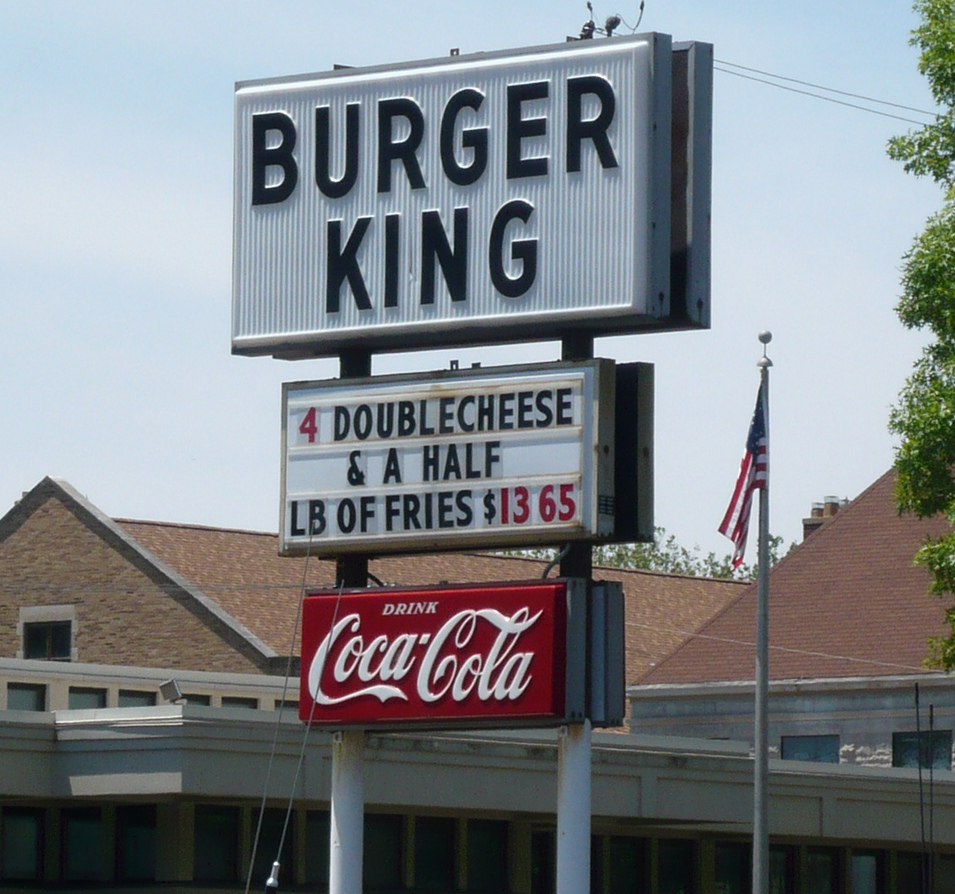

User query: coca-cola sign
[299,581,586,728]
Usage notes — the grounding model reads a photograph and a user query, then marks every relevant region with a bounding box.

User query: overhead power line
[714,58,937,127]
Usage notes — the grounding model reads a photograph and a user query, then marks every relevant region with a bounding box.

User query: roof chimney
[802,502,825,540]
[802,496,847,541]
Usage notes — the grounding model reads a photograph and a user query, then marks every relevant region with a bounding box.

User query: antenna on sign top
[577,2,645,39]
[579,3,596,39]
[627,2,646,32]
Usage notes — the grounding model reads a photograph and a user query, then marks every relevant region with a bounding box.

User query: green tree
[888,0,955,667]
[592,528,785,580]
[508,527,787,581]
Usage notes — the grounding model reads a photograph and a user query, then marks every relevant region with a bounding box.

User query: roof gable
[0,478,276,668]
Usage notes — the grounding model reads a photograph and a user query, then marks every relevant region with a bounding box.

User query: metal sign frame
[280,360,615,556]
[233,35,686,357]
[299,579,587,730]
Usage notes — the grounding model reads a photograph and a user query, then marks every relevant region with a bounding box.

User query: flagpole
[753,331,772,894]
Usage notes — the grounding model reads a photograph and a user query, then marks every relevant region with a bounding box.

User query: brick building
[2,473,955,892]
[631,470,955,770]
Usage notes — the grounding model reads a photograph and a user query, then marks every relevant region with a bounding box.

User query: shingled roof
[639,469,953,685]
[119,518,745,681]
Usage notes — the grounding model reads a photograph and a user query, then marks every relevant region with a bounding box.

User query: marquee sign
[233,35,686,357]
[299,580,586,728]
[280,360,614,556]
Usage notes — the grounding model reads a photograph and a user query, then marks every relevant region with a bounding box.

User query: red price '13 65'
[483,484,576,525]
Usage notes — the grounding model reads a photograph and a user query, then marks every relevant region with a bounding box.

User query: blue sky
[0,0,942,561]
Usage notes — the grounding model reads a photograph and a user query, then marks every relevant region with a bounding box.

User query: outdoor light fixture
[159,679,183,703]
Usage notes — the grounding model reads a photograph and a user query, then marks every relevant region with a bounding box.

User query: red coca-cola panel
[299,581,570,728]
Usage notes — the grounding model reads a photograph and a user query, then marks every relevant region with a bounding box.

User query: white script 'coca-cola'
[307,607,544,707]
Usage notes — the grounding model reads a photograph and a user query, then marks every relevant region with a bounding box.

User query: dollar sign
[483,490,496,523]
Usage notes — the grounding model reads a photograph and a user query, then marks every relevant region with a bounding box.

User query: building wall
[2,705,955,891]
[0,497,264,674]
[629,675,955,769]
[0,659,296,713]
[4,797,951,893]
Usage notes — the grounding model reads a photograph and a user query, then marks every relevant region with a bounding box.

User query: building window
[468,819,507,893]
[118,689,157,708]
[770,845,796,894]
[658,839,694,894]
[594,835,647,894]
[2,807,44,880]
[715,842,750,894]
[7,682,47,712]
[305,810,330,888]
[18,605,76,661]
[892,729,952,770]
[23,621,72,661]
[250,808,294,890]
[222,696,259,709]
[591,834,604,894]
[897,851,925,893]
[605,836,645,894]
[415,816,456,892]
[116,805,156,882]
[531,829,555,894]
[183,693,211,706]
[781,734,840,764]
[364,814,403,891]
[62,807,104,882]
[68,687,107,710]
[806,848,840,894]
[938,854,955,893]
[193,805,239,882]
[850,851,882,894]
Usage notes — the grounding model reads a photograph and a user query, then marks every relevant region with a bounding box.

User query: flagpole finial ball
[758,331,772,345]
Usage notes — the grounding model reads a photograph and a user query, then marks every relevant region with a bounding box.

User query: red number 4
[299,407,318,443]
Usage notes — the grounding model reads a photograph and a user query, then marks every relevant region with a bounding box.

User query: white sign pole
[557,719,592,894]
[330,730,365,894]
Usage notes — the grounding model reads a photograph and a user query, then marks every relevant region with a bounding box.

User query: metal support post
[330,730,365,894]
[557,721,592,894]
[557,334,594,894]
[752,338,772,894]
[329,350,371,894]
[336,350,372,590]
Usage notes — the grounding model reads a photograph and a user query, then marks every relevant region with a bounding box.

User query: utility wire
[713,63,933,127]
[579,8,935,125]
[714,64,933,126]
[715,58,937,118]
[632,620,932,675]
[244,540,316,894]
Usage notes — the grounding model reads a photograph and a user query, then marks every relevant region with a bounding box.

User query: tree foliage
[592,529,785,581]
[509,527,787,581]
[888,0,955,668]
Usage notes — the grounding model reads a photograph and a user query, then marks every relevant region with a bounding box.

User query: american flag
[719,387,768,568]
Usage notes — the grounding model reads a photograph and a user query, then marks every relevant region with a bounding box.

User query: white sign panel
[234,36,674,357]
[280,361,615,555]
